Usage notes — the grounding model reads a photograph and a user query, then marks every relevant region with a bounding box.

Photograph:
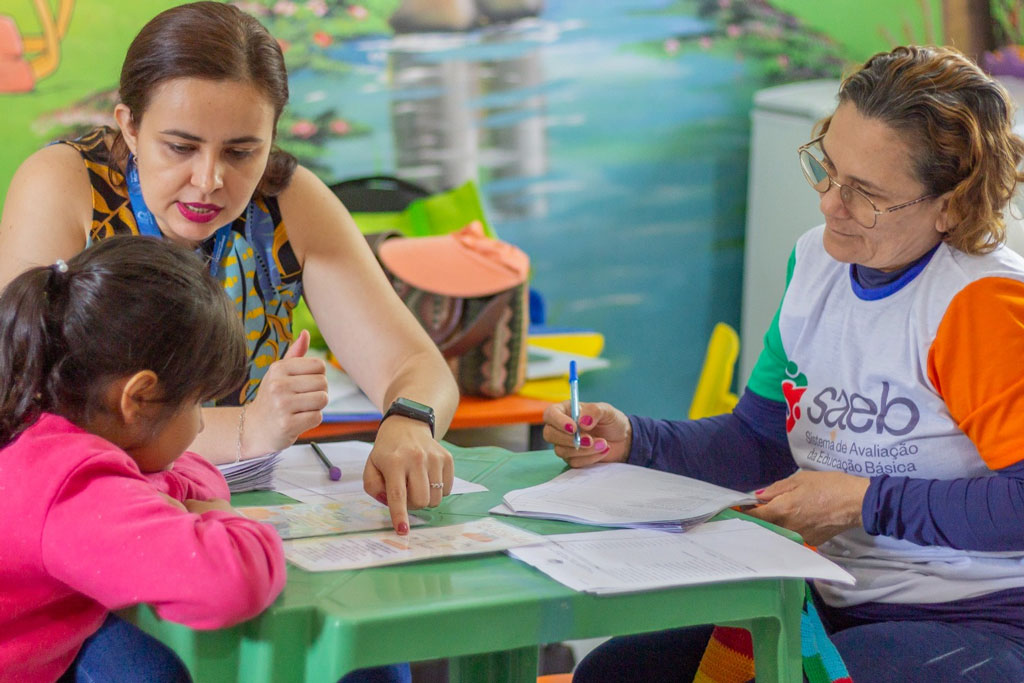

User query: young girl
[0,237,286,682]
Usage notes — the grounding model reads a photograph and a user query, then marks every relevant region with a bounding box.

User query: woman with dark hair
[544,45,1024,681]
[0,2,458,548]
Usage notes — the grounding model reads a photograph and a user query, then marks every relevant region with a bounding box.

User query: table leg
[528,424,547,451]
[748,579,803,683]
[449,646,539,683]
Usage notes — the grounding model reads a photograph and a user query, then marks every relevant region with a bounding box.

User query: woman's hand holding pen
[542,401,632,468]
[242,330,329,458]
[364,417,454,536]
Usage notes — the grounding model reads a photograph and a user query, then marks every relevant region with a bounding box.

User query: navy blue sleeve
[863,460,1024,551]
[626,389,797,492]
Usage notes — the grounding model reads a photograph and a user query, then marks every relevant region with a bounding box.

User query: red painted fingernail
[580,435,592,447]
[600,446,610,454]
[397,522,409,535]
[755,489,765,495]
[580,415,594,426]
[376,493,388,504]
[565,423,575,433]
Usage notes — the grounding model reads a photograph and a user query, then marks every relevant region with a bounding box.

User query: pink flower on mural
[726,24,741,38]
[347,4,369,20]
[291,120,318,138]
[699,36,713,50]
[777,54,790,68]
[664,38,680,55]
[273,1,297,16]
[313,31,332,47]
[305,0,328,17]
[329,118,351,135]
[277,38,291,53]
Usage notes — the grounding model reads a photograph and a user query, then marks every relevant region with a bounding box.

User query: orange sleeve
[927,277,1024,470]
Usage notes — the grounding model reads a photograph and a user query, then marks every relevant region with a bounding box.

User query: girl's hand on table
[182,498,238,516]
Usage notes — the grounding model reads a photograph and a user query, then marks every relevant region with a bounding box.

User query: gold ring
[430,482,444,489]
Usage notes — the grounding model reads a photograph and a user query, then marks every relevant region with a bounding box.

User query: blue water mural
[287,0,765,420]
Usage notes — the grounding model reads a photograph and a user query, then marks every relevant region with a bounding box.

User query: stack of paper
[218,452,280,493]
[491,462,756,531]
[284,517,543,572]
[237,496,426,539]
[508,519,855,595]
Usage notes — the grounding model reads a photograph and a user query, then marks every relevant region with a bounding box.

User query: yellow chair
[688,322,740,420]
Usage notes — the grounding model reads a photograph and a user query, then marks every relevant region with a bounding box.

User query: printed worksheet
[237,496,426,540]
[272,440,487,504]
[508,518,854,595]
[284,517,543,571]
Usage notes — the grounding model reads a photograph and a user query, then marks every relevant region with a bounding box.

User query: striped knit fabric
[693,587,852,683]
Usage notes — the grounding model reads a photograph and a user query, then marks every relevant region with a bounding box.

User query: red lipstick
[177,202,222,224]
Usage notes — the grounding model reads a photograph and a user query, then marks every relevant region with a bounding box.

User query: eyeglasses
[797,135,935,229]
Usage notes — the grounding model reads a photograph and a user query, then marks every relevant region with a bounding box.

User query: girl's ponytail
[0,264,70,445]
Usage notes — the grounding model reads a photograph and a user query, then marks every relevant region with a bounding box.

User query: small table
[130,446,803,683]
[303,394,553,450]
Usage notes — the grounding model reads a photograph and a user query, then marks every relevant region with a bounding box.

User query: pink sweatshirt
[0,414,286,682]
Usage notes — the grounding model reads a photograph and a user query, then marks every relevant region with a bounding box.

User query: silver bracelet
[235,404,247,464]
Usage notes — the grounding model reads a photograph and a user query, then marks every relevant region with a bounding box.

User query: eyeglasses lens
[799,150,876,228]
[799,150,830,192]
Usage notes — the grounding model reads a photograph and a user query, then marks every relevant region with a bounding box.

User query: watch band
[380,397,435,437]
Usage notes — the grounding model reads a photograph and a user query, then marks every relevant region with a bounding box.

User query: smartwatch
[380,397,435,437]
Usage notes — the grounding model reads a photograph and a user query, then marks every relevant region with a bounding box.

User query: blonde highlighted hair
[818,45,1024,253]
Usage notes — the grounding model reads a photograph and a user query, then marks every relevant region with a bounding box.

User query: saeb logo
[806,381,919,436]
[781,361,807,433]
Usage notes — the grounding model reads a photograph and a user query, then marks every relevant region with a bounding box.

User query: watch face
[394,397,433,415]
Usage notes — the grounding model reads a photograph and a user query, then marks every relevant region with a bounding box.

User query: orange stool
[537,675,573,683]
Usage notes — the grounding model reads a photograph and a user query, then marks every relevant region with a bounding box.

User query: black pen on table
[310,441,341,481]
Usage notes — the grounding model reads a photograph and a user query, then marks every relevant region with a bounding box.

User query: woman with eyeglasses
[543,45,1024,681]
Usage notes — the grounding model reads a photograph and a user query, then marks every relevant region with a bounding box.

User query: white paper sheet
[272,440,487,504]
[284,517,543,571]
[526,344,610,380]
[508,519,854,594]
[495,462,755,530]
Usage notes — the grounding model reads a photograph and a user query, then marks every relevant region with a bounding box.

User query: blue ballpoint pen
[569,360,581,449]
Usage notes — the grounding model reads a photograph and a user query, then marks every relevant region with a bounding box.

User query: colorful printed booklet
[283,517,544,572]
[237,495,426,540]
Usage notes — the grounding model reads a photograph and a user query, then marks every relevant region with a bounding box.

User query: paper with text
[494,462,755,530]
[284,517,543,571]
[508,519,854,594]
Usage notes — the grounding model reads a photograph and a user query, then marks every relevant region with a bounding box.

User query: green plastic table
[128,446,804,683]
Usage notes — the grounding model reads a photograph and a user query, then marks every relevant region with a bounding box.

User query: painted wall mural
[2,0,957,418]
[0,0,74,92]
